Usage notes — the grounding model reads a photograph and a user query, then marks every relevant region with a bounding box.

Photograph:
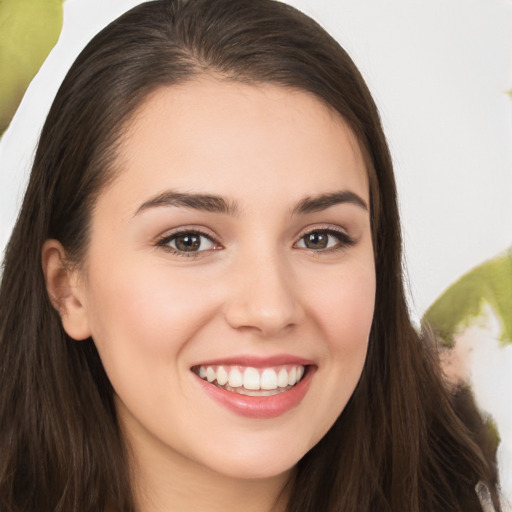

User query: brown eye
[174,234,202,251]
[295,229,354,252]
[161,231,216,253]
[303,232,329,250]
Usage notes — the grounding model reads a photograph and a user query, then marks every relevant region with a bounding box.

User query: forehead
[104,78,369,212]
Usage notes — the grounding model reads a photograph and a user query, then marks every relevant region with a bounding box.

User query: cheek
[83,258,217,367]
[311,262,376,352]
[82,259,223,441]
[295,258,375,432]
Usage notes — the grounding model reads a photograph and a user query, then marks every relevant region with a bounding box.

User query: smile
[191,358,315,419]
[193,364,306,396]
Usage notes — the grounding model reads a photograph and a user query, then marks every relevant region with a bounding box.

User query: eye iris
[175,234,201,251]
[305,232,328,249]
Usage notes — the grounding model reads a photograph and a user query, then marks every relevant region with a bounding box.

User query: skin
[44,78,376,512]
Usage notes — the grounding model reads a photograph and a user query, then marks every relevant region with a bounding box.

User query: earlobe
[42,240,92,341]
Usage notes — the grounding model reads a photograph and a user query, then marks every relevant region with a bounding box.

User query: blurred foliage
[0,0,64,135]
[424,248,512,348]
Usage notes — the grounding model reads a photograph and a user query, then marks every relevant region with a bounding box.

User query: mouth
[191,358,315,419]
[191,364,307,396]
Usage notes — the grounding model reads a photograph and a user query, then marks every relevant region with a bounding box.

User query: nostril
[223,299,302,336]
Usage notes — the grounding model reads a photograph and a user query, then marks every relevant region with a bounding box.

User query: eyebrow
[134,189,368,217]
[291,190,368,215]
[134,191,240,216]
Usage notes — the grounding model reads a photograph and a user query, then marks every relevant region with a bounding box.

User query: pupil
[176,234,200,251]
[306,232,327,249]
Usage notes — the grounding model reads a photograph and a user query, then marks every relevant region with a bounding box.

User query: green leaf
[0,0,64,134]
[423,248,512,347]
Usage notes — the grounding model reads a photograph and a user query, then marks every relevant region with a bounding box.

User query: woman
[0,0,501,510]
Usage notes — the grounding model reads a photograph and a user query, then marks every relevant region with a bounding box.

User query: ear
[42,240,92,341]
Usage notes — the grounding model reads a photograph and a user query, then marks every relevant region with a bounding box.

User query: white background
[0,0,511,503]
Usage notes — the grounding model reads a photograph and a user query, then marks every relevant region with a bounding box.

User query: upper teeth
[196,365,305,391]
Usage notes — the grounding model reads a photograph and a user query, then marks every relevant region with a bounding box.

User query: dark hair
[0,0,500,510]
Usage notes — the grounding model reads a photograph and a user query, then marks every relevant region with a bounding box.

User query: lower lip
[195,367,315,419]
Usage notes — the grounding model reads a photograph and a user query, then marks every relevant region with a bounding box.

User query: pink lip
[193,359,316,420]
[192,354,314,368]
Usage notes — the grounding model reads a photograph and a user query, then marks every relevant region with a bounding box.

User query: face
[73,79,375,481]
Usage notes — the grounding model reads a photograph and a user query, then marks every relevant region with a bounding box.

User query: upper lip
[191,354,315,368]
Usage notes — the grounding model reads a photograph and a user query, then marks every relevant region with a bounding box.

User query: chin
[196,434,313,481]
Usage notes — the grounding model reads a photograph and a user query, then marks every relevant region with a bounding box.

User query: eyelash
[156,226,355,258]
[295,226,356,253]
[156,228,220,257]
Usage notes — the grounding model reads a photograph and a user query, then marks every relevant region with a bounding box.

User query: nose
[223,251,305,337]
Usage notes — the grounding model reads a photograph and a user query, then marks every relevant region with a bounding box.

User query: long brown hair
[0,1,500,510]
